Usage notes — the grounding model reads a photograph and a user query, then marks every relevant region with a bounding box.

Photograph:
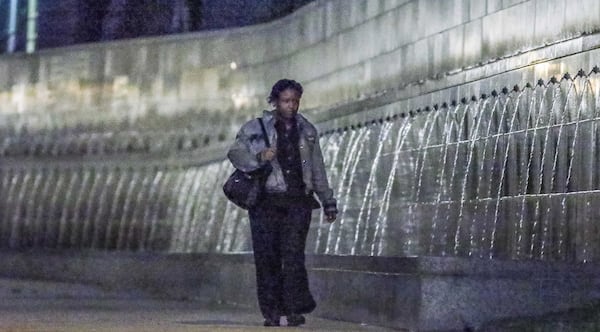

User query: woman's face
[275,88,301,120]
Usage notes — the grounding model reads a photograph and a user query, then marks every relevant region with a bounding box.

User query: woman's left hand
[325,212,336,223]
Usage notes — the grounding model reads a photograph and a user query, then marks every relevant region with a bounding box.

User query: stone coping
[2,249,598,280]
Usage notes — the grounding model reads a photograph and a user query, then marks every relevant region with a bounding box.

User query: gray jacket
[227,110,336,209]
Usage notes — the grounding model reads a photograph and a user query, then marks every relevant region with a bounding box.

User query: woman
[227,79,338,327]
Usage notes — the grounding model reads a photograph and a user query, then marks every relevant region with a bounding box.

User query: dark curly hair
[267,79,303,105]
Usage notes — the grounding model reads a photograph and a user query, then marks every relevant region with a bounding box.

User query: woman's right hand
[260,147,277,161]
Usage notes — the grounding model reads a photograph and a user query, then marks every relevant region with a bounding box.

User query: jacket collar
[262,109,307,127]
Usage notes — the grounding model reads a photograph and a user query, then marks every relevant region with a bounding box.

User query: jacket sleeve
[311,135,336,210]
[227,120,267,173]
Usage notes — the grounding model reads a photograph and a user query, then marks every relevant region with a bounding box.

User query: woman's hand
[324,202,337,223]
[325,212,337,223]
[260,147,277,161]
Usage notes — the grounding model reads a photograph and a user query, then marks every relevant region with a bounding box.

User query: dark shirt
[275,118,305,196]
[262,118,314,208]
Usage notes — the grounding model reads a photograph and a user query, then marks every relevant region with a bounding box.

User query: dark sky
[2,0,314,52]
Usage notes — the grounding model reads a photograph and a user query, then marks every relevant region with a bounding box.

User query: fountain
[0,70,598,267]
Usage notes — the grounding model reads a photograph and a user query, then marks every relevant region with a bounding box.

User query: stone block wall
[0,0,599,131]
[2,250,600,331]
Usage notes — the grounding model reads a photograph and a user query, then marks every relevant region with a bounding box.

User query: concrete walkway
[0,278,401,332]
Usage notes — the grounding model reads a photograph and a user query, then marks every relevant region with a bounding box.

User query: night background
[0,0,313,53]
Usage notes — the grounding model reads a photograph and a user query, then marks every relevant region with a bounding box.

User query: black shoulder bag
[223,118,272,210]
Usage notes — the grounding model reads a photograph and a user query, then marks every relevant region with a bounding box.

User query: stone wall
[2,250,600,331]
[0,0,599,130]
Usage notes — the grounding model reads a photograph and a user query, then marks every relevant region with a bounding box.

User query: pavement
[0,278,401,332]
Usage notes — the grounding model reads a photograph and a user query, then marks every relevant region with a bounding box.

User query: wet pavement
[0,278,402,332]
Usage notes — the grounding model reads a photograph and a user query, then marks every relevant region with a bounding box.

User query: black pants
[248,200,316,319]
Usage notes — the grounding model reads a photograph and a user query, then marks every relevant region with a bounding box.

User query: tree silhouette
[76,0,111,43]
[186,0,203,31]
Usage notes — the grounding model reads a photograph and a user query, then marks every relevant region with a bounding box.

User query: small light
[230,62,237,70]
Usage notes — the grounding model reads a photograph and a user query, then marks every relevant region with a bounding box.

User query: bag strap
[258,117,271,148]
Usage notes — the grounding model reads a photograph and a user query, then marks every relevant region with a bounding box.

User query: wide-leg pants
[248,201,316,319]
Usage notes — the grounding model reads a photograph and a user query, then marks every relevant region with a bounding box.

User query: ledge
[0,250,599,331]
